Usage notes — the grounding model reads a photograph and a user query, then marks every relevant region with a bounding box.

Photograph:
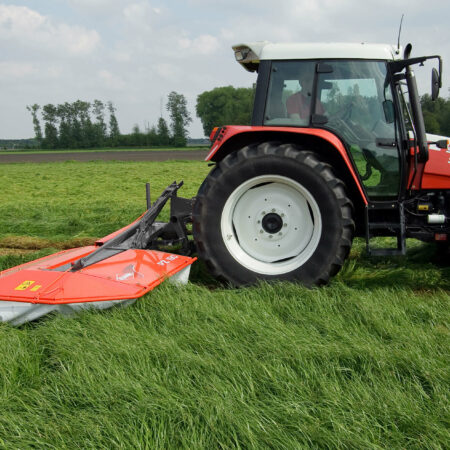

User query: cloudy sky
[1,0,449,139]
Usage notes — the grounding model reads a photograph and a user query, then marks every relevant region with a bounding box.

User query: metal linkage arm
[55,182,189,272]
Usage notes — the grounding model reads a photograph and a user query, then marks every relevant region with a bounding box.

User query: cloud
[98,70,126,90]
[0,5,100,56]
[178,35,219,55]
[0,62,35,80]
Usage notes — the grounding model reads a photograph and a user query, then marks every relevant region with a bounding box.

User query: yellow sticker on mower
[14,280,35,291]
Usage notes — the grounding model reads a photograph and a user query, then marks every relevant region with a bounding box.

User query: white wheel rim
[221,175,322,276]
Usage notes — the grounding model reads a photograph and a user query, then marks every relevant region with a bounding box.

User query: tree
[421,93,450,136]
[196,86,254,136]
[107,101,120,146]
[56,102,73,148]
[41,104,59,149]
[146,125,158,146]
[92,99,107,147]
[26,104,43,147]
[75,100,94,148]
[166,91,192,147]
[131,124,143,146]
[156,117,170,146]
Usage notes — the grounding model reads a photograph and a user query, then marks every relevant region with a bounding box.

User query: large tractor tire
[435,241,450,264]
[192,142,355,286]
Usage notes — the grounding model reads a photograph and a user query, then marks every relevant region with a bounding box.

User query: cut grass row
[0,160,448,448]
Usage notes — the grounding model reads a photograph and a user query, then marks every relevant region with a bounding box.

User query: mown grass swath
[0,160,448,448]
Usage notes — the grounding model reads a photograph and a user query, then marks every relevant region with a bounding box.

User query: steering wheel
[362,147,387,171]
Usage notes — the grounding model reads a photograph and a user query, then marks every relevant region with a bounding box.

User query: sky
[1,0,449,139]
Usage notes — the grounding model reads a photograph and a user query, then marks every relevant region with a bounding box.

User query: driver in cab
[287,66,324,124]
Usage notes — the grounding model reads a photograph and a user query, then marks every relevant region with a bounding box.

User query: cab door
[315,60,401,198]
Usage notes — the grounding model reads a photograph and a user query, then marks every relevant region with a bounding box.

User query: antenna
[397,14,404,54]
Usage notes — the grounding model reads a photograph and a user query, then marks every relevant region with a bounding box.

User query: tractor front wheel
[193,143,354,286]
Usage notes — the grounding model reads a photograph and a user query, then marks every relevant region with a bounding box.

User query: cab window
[264,61,316,126]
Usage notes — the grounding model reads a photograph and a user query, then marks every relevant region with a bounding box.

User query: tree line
[27,91,192,149]
[27,86,450,149]
[421,93,450,136]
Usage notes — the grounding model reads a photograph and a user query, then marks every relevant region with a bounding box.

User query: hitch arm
[55,182,188,272]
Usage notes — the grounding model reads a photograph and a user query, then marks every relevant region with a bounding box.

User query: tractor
[192,42,449,286]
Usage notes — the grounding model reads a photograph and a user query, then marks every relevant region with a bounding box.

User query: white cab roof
[233,41,402,71]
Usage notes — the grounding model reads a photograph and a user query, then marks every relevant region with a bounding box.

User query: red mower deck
[0,182,196,325]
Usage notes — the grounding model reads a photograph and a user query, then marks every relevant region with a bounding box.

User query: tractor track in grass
[0,149,207,163]
[0,236,97,256]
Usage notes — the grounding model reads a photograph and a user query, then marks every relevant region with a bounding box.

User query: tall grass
[0,160,448,448]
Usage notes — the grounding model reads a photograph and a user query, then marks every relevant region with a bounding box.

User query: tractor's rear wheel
[193,142,354,286]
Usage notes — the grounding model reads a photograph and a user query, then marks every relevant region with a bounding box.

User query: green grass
[0,160,448,448]
[0,160,210,242]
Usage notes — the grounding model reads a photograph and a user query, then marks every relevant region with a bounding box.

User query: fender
[407,137,450,190]
[206,125,368,205]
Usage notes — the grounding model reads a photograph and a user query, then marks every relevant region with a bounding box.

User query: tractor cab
[233,42,446,200]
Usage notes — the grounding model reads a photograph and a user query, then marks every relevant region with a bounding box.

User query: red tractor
[192,42,449,286]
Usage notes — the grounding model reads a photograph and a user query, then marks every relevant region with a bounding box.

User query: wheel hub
[262,212,283,234]
[226,179,319,265]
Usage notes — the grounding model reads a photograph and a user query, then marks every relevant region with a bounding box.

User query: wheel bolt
[262,211,266,215]
[260,230,263,234]
[269,235,273,239]
[283,223,287,227]
[271,208,276,213]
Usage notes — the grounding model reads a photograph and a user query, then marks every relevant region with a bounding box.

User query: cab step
[365,201,406,256]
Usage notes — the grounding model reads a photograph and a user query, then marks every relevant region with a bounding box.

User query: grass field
[0,160,448,448]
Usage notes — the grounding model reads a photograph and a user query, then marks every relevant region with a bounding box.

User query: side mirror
[433,139,449,149]
[431,68,440,100]
[382,100,395,124]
